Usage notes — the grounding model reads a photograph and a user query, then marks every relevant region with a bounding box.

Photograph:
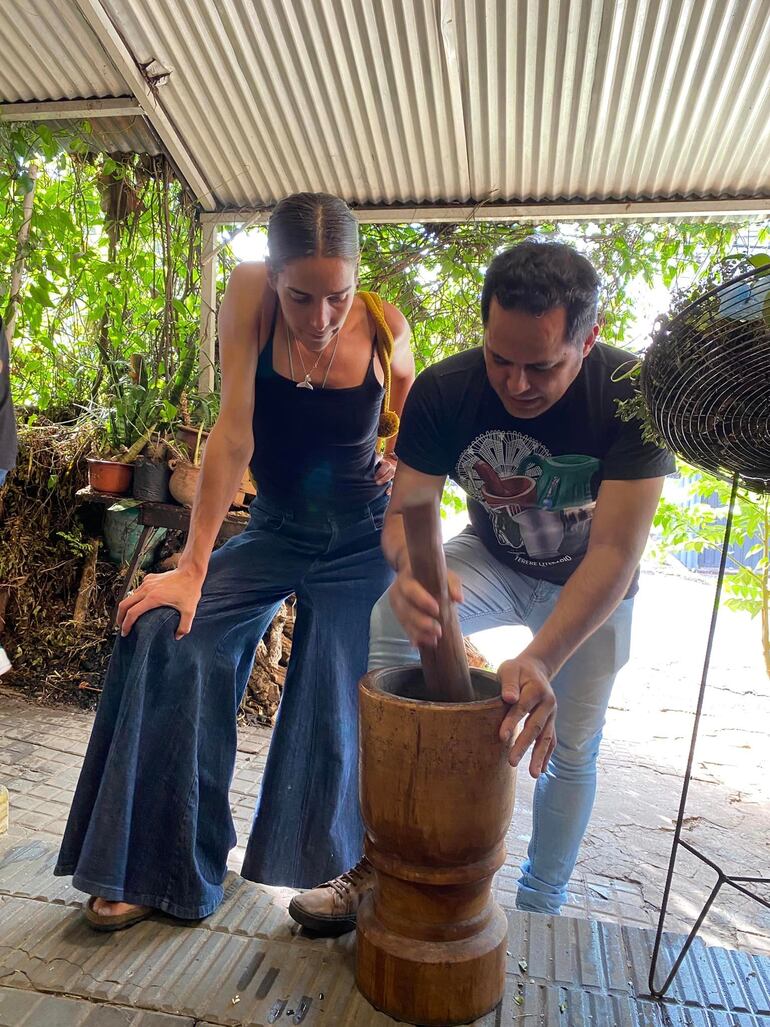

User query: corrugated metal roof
[61,115,162,156]
[0,0,768,214]
[0,0,124,102]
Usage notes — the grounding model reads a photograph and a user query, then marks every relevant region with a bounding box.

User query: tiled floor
[1,836,769,1026]
[2,691,770,1025]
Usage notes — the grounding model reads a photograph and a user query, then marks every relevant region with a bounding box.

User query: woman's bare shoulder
[381,297,409,340]
[227,261,269,294]
[219,263,273,356]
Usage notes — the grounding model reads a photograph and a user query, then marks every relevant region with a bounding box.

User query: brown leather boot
[288,857,374,936]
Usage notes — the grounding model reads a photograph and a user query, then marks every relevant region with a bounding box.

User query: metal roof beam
[71,0,215,209]
[201,198,770,226]
[0,97,142,121]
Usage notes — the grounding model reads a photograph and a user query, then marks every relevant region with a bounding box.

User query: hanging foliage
[0,122,201,421]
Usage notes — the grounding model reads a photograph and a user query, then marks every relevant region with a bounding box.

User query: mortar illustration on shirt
[456,431,600,562]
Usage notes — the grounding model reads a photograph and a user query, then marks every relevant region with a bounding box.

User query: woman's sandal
[82,896,155,932]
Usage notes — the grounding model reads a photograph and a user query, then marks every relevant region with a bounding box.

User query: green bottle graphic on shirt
[516,453,600,510]
[460,433,603,564]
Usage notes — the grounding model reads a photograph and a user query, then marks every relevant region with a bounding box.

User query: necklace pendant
[297,375,313,390]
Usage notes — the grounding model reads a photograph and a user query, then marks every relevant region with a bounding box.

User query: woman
[54,192,414,929]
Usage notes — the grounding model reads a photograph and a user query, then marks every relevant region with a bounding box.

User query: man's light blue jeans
[368,527,633,916]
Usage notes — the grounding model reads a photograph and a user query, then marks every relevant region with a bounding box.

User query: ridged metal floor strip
[1,840,769,1026]
[0,984,194,1026]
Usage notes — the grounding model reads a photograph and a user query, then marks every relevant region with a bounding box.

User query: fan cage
[640,263,770,494]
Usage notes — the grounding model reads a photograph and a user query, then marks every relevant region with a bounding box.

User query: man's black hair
[481,239,600,343]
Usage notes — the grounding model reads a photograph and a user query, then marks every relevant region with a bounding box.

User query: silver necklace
[286,322,341,389]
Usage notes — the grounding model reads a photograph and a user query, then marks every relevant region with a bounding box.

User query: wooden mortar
[355,496,514,1024]
[356,667,514,1025]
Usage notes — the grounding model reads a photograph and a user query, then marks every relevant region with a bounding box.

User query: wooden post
[73,540,101,626]
[198,220,217,395]
[4,163,38,346]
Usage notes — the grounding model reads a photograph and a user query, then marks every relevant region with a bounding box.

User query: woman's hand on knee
[117,567,204,639]
[497,655,557,778]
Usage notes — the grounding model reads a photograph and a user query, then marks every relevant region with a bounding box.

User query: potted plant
[87,383,152,495]
[174,389,216,457]
[89,346,196,496]
[172,390,255,507]
[132,431,172,503]
[168,421,207,507]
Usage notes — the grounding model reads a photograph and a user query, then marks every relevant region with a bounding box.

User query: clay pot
[167,458,200,508]
[174,424,209,461]
[168,459,249,509]
[174,425,254,505]
[87,457,133,496]
[356,666,515,1027]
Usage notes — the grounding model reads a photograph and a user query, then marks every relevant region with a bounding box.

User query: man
[289,239,674,934]
[0,314,18,676]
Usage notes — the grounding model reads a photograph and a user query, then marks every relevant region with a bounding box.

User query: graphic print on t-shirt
[456,431,601,567]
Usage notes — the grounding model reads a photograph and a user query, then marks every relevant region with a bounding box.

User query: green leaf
[17,171,35,195]
[28,280,55,307]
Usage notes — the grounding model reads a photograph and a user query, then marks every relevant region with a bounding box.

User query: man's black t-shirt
[396,343,675,595]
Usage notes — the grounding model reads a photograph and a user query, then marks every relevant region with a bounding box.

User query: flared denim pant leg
[55,494,393,912]
[242,494,393,888]
[55,501,303,917]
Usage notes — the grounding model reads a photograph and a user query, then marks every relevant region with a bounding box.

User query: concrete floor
[0,562,769,1023]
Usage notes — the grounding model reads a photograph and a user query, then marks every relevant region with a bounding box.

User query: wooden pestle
[401,492,475,702]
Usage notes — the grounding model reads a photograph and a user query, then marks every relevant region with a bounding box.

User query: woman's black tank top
[250,309,387,514]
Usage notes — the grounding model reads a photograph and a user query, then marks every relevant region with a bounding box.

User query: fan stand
[648,470,770,998]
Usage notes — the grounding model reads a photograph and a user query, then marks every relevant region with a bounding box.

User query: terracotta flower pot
[87,457,134,496]
[168,459,200,508]
[356,665,516,1026]
[168,459,247,509]
[174,424,209,461]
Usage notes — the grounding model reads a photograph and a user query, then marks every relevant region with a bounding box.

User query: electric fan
[640,259,770,998]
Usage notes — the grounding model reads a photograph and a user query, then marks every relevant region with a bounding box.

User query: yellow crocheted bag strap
[359,290,400,443]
